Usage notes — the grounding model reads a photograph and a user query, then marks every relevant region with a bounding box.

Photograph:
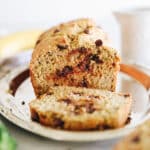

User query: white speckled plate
[0,51,150,142]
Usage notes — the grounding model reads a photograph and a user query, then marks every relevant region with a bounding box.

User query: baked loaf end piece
[114,119,150,150]
[30,32,120,97]
[29,86,132,131]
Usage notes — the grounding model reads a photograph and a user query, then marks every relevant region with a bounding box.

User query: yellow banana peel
[0,30,43,58]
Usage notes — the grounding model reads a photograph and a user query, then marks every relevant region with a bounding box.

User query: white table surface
[0,115,120,150]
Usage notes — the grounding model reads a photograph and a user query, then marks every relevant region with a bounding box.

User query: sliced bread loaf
[30,18,117,97]
[30,38,120,97]
[29,86,132,131]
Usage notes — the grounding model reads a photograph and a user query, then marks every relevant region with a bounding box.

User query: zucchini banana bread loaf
[30,18,120,97]
[29,86,132,131]
[114,119,150,150]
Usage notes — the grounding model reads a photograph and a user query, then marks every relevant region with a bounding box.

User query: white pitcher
[114,8,150,66]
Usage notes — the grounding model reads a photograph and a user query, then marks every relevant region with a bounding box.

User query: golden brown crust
[29,86,132,131]
[37,18,96,42]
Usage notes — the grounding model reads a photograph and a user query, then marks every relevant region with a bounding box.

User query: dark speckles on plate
[21,101,25,105]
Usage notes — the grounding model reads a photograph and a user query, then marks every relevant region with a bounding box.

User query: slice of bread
[30,19,120,97]
[29,86,132,131]
[114,119,150,150]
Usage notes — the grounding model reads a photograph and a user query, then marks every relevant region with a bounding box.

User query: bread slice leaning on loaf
[29,86,132,131]
[30,18,120,97]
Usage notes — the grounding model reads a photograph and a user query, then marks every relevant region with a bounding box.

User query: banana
[0,30,43,58]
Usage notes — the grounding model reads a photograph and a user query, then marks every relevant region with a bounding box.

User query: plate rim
[0,56,150,142]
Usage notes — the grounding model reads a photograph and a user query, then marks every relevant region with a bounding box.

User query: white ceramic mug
[114,8,150,66]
